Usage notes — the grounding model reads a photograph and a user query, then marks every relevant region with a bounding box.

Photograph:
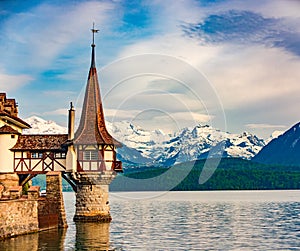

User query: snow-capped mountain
[107,121,265,166]
[265,130,284,144]
[24,116,67,134]
[24,116,266,167]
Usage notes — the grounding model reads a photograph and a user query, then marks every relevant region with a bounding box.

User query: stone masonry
[73,171,116,222]
[45,172,68,228]
[0,172,68,239]
[0,173,19,196]
[0,197,39,239]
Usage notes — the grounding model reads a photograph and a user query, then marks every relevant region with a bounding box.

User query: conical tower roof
[74,28,121,147]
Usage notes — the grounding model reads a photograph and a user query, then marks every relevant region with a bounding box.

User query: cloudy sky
[0,0,299,138]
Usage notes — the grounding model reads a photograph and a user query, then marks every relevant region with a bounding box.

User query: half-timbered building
[0,26,122,222]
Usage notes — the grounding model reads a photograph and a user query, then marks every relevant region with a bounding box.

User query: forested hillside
[110,158,300,191]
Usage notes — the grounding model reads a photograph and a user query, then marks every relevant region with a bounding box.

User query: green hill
[110,158,300,191]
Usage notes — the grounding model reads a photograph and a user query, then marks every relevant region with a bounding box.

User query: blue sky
[0,0,300,138]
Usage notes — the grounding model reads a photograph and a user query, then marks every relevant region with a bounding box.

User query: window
[11,135,15,139]
[83,151,99,160]
[55,152,66,158]
[31,152,43,158]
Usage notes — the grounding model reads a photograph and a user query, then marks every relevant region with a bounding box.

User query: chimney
[68,102,75,140]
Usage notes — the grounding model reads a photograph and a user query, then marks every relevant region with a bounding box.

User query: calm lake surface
[1,190,300,250]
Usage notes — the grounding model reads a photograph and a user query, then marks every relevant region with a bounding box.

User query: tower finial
[90,23,99,68]
[91,22,99,46]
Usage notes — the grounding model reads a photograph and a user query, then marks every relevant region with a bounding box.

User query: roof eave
[0,114,31,129]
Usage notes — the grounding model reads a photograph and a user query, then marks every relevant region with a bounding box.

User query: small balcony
[77,160,123,173]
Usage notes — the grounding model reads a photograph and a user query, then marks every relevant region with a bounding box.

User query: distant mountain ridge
[254,122,300,166]
[107,121,265,167]
[24,116,266,167]
[24,116,67,134]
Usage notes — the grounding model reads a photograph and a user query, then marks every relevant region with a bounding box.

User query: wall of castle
[0,173,19,196]
[0,172,68,240]
[0,199,39,239]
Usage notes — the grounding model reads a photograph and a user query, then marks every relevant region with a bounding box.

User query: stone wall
[73,171,115,222]
[0,199,39,239]
[0,172,68,239]
[45,172,68,228]
[0,173,19,196]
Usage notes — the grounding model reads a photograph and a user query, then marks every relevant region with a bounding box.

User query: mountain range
[24,116,266,167]
[253,122,300,166]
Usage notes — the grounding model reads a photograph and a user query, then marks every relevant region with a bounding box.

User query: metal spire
[90,23,99,68]
[91,23,99,46]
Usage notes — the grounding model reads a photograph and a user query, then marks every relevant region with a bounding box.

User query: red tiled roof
[0,125,20,134]
[11,134,68,151]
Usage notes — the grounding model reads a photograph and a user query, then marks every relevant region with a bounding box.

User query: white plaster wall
[66,145,77,172]
[55,159,67,171]
[104,151,113,170]
[0,134,18,172]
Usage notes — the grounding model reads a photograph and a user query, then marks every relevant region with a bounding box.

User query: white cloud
[203,45,300,108]
[245,123,287,129]
[0,72,33,91]
[104,108,141,120]
[42,108,68,116]
[100,64,221,131]
[105,106,213,133]
[2,1,116,70]
[42,90,76,97]
[252,0,300,19]
[114,33,300,111]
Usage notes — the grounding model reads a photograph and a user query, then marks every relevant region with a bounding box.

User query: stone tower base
[73,172,115,222]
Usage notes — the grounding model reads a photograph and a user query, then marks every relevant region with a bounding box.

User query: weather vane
[91,23,99,45]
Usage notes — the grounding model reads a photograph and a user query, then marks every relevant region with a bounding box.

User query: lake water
[1,190,300,250]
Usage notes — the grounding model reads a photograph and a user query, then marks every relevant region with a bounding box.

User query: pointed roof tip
[90,23,99,69]
[74,25,122,148]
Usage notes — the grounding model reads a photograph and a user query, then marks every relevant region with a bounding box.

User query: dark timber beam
[62,172,77,192]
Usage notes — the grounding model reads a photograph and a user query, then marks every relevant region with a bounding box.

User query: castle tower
[0,93,31,194]
[70,26,122,222]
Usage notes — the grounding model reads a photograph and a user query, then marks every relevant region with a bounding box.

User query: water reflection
[0,228,66,251]
[75,222,111,251]
[0,222,111,251]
